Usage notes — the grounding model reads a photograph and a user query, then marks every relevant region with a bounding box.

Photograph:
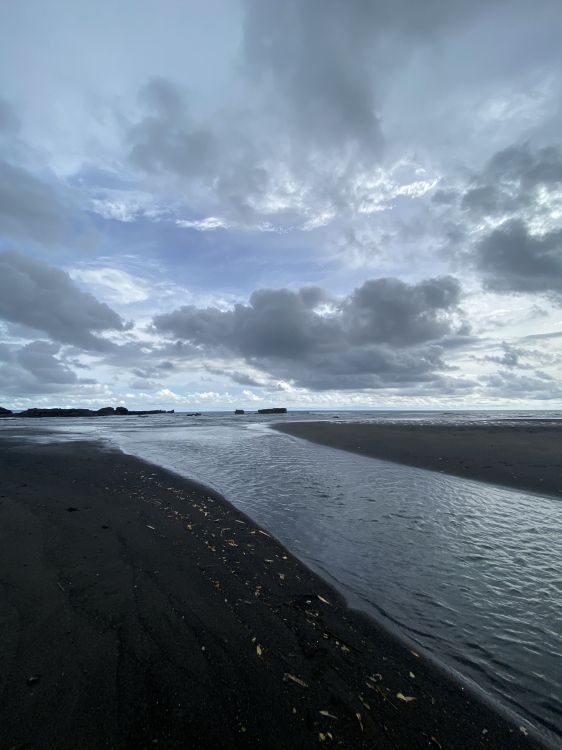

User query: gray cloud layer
[17,340,78,384]
[0,251,125,350]
[129,79,218,180]
[0,159,72,245]
[476,220,562,297]
[125,0,547,227]
[461,142,562,218]
[0,339,97,396]
[437,142,562,298]
[242,0,507,161]
[0,96,92,247]
[154,276,468,389]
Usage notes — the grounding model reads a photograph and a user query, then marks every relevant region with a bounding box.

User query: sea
[2,409,561,740]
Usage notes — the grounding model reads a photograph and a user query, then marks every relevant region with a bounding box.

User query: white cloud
[71,266,150,304]
[176,216,230,231]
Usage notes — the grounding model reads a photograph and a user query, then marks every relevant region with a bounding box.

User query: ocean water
[2,409,561,739]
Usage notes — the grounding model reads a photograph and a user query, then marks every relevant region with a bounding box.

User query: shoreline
[0,434,555,749]
[272,421,562,500]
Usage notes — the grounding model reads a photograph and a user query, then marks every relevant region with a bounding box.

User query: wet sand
[0,435,552,749]
[273,421,562,499]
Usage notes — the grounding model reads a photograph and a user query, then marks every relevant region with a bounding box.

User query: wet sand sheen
[0,436,552,749]
[272,421,562,499]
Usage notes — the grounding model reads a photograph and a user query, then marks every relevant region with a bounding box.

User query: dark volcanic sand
[273,422,562,500]
[0,436,551,749]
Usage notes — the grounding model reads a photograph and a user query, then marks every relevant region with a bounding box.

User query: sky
[1,0,562,411]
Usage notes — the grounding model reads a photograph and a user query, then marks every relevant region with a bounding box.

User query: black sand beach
[0,434,552,749]
[273,421,562,499]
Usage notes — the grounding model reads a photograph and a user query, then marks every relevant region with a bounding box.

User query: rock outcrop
[257,407,287,414]
[234,409,245,415]
[18,408,96,418]
[0,407,13,416]
[16,407,169,418]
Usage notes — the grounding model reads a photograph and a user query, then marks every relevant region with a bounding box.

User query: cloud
[242,0,508,162]
[70,266,150,304]
[435,142,562,299]
[460,142,562,221]
[342,276,463,346]
[16,341,78,384]
[0,97,89,246]
[153,275,468,390]
[128,78,218,179]
[478,341,527,369]
[0,159,73,244]
[243,0,383,162]
[475,220,562,296]
[0,96,20,135]
[122,1,523,230]
[0,251,126,350]
[486,142,562,190]
[482,369,562,400]
[206,366,265,387]
[176,216,230,231]
[478,339,562,370]
[0,340,98,396]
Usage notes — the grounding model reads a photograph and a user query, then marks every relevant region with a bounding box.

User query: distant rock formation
[185,412,202,417]
[257,407,287,414]
[15,407,170,418]
[18,408,97,418]
[234,409,245,415]
[0,406,13,416]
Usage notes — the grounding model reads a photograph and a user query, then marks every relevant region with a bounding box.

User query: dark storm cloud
[0,251,126,350]
[342,276,462,346]
[279,344,447,391]
[154,276,467,390]
[475,220,562,296]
